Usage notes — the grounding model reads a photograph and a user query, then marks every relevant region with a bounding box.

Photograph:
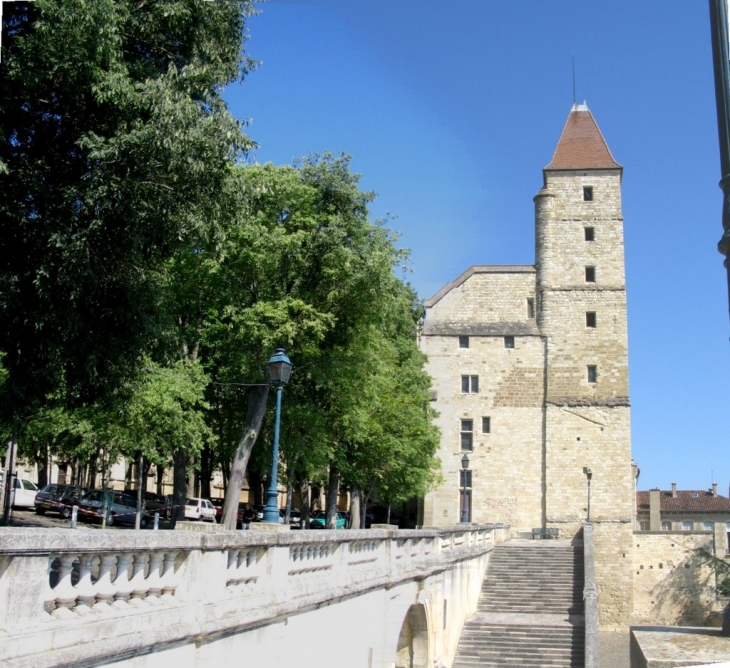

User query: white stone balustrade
[0,524,509,667]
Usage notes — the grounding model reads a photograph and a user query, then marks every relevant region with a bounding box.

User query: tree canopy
[0,2,441,521]
[0,0,255,417]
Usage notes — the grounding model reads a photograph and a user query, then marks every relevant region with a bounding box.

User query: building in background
[420,103,635,630]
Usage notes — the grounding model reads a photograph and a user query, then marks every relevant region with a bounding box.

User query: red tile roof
[545,103,621,171]
[636,490,730,514]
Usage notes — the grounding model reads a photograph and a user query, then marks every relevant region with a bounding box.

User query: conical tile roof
[545,103,621,170]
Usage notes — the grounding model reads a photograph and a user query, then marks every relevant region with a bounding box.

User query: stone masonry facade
[419,104,635,630]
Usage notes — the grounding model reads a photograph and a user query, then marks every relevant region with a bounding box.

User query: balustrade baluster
[130,553,151,605]
[112,553,134,607]
[93,553,118,612]
[50,554,79,619]
[145,552,165,604]
[160,551,180,601]
[74,554,97,615]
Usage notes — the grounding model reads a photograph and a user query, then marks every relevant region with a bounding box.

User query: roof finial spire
[572,54,576,105]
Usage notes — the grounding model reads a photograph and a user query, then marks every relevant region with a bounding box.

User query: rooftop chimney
[671,482,677,498]
[649,488,661,532]
[713,482,718,497]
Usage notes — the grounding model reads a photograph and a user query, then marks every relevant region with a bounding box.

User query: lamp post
[460,453,470,524]
[585,468,593,523]
[709,0,730,324]
[262,349,293,524]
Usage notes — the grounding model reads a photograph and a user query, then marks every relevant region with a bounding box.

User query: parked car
[210,497,225,523]
[184,497,216,522]
[34,484,83,518]
[253,504,265,521]
[142,492,171,519]
[309,511,347,530]
[124,489,171,515]
[78,490,149,527]
[11,478,39,508]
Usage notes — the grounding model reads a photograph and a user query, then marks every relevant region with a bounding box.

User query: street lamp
[262,348,293,524]
[585,468,593,523]
[460,453,470,524]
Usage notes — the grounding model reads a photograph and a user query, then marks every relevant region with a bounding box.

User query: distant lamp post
[263,348,293,524]
[585,468,593,523]
[460,453,470,524]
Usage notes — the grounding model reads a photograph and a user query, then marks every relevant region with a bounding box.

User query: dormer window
[583,186,593,201]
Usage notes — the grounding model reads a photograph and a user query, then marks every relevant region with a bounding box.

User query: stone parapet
[0,524,508,667]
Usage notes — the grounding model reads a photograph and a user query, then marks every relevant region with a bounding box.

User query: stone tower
[420,103,634,630]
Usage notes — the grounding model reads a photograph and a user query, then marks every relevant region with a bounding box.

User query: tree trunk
[325,466,340,530]
[186,448,195,498]
[350,485,361,529]
[170,447,188,528]
[2,430,18,525]
[200,444,212,499]
[222,385,269,530]
[284,477,294,524]
[299,479,311,531]
[156,463,165,496]
[37,441,49,489]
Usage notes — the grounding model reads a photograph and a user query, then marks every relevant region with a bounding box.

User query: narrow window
[527,298,535,319]
[504,335,515,349]
[662,521,671,531]
[461,375,479,394]
[585,266,596,282]
[704,522,714,531]
[683,521,693,531]
[458,335,469,349]
[482,417,491,434]
[459,470,472,522]
[586,312,597,328]
[583,186,593,201]
[587,365,597,383]
[584,226,595,241]
[639,520,649,531]
[460,419,473,451]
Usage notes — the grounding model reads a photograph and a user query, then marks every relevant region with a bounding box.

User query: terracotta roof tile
[545,103,621,171]
[636,490,730,513]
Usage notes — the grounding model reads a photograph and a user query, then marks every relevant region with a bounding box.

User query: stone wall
[421,325,544,530]
[631,531,717,626]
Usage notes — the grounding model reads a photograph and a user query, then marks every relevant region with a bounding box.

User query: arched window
[661,521,671,531]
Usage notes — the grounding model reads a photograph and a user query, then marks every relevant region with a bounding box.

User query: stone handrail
[0,523,510,667]
[583,522,599,668]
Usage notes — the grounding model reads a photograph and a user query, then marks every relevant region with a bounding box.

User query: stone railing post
[583,523,600,668]
[0,555,49,630]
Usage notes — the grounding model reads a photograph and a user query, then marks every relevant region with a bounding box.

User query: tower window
[504,336,515,349]
[584,227,595,241]
[460,419,473,451]
[587,366,597,383]
[461,375,479,394]
[458,335,469,349]
[527,298,535,319]
[585,266,596,282]
[586,312,597,328]
[482,417,491,434]
[583,186,593,201]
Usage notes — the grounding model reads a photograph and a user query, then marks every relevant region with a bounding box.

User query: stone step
[452,540,585,667]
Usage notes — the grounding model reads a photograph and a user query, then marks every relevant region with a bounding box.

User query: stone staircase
[452,539,585,667]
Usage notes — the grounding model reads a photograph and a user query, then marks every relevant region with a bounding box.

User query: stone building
[419,103,635,630]
[636,483,730,555]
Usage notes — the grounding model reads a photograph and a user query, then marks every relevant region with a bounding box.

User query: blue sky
[225,1,729,493]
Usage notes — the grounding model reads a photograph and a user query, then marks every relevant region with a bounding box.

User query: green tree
[0,0,255,420]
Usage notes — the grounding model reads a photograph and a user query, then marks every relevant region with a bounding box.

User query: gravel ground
[3,506,167,530]
[600,632,630,668]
